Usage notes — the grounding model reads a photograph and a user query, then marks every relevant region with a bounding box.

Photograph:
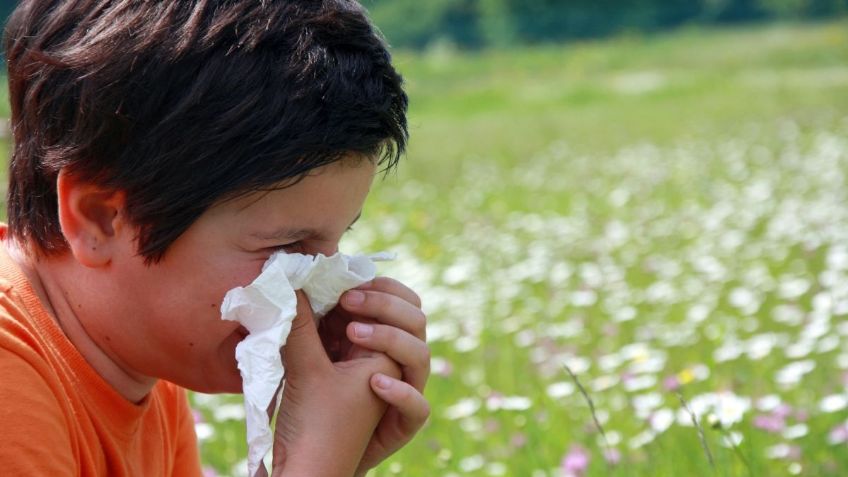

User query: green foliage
[362,0,847,49]
[365,0,483,49]
[0,1,845,50]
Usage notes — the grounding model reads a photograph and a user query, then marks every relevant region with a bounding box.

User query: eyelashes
[265,242,303,254]
[265,226,354,255]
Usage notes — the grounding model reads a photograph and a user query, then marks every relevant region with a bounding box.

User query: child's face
[100,160,376,393]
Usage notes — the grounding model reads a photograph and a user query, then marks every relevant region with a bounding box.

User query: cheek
[142,268,259,347]
[202,258,268,303]
[147,253,268,334]
[193,262,268,337]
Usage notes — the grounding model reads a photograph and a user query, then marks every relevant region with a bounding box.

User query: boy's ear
[56,169,128,268]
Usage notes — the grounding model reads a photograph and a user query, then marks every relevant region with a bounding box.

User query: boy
[0,1,430,476]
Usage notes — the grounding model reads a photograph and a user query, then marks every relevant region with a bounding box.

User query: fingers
[347,322,430,392]
[283,290,329,370]
[357,276,422,309]
[340,288,426,341]
[370,374,430,430]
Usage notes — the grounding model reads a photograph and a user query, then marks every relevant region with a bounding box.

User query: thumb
[283,290,329,371]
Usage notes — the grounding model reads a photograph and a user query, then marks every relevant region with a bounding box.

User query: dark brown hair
[4,0,408,262]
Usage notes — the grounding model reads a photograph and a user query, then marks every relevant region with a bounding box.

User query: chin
[177,366,244,394]
[184,379,243,395]
[186,331,248,393]
[219,376,245,394]
[209,368,245,394]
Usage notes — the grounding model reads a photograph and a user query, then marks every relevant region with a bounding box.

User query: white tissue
[220,251,394,477]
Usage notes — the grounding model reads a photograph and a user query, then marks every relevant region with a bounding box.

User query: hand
[319,277,431,475]
[270,291,402,477]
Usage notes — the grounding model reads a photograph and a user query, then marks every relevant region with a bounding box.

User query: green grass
[395,21,848,180]
[3,19,848,477]
[348,20,848,477]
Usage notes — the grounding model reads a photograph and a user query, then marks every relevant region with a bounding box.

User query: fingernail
[345,290,365,305]
[375,374,393,389]
[353,322,373,338]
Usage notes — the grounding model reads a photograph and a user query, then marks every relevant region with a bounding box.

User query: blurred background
[2,1,848,476]
[365,0,847,49]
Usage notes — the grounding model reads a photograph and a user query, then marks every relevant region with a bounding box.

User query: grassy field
[190,21,848,477]
[4,20,848,477]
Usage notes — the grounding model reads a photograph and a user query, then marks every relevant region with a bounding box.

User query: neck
[6,242,155,403]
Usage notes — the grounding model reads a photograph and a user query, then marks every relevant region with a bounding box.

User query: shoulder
[0,244,49,356]
[0,344,76,475]
[0,343,71,424]
[0,270,67,403]
[0,250,77,472]
[0,276,78,475]
[0,277,61,393]
[0,273,29,330]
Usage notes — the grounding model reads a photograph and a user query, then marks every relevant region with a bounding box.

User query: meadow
[191,21,848,476]
[4,20,848,477]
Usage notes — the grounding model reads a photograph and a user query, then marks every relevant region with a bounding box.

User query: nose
[312,243,339,257]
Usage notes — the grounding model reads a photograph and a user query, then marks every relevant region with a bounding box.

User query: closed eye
[265,241,304,254]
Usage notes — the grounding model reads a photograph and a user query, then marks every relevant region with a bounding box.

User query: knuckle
[374,276,422,308]
[395,380,412,400]
[383,325,401,349]
[364,289,387,309]
[419,345,432,371]
[410,290,422,309]
[412,309,427,334]
[374,353,402,378]
[371,276,392,289]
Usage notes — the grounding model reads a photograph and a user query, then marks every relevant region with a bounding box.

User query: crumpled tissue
[220,251,394,477]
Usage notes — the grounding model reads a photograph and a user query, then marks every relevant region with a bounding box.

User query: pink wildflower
[510,433,528,449]
[828,423,848,445]
[603,448,622,465]
[773,403,793,419]
[202,467,219,477]
[561,444,590,477]
[753,414,786,433]
[663,375,681,391]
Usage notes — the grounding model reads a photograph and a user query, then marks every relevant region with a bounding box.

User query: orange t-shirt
[0,228,202,476]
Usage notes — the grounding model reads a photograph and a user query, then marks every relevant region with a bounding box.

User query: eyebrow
[250,211,362,242]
